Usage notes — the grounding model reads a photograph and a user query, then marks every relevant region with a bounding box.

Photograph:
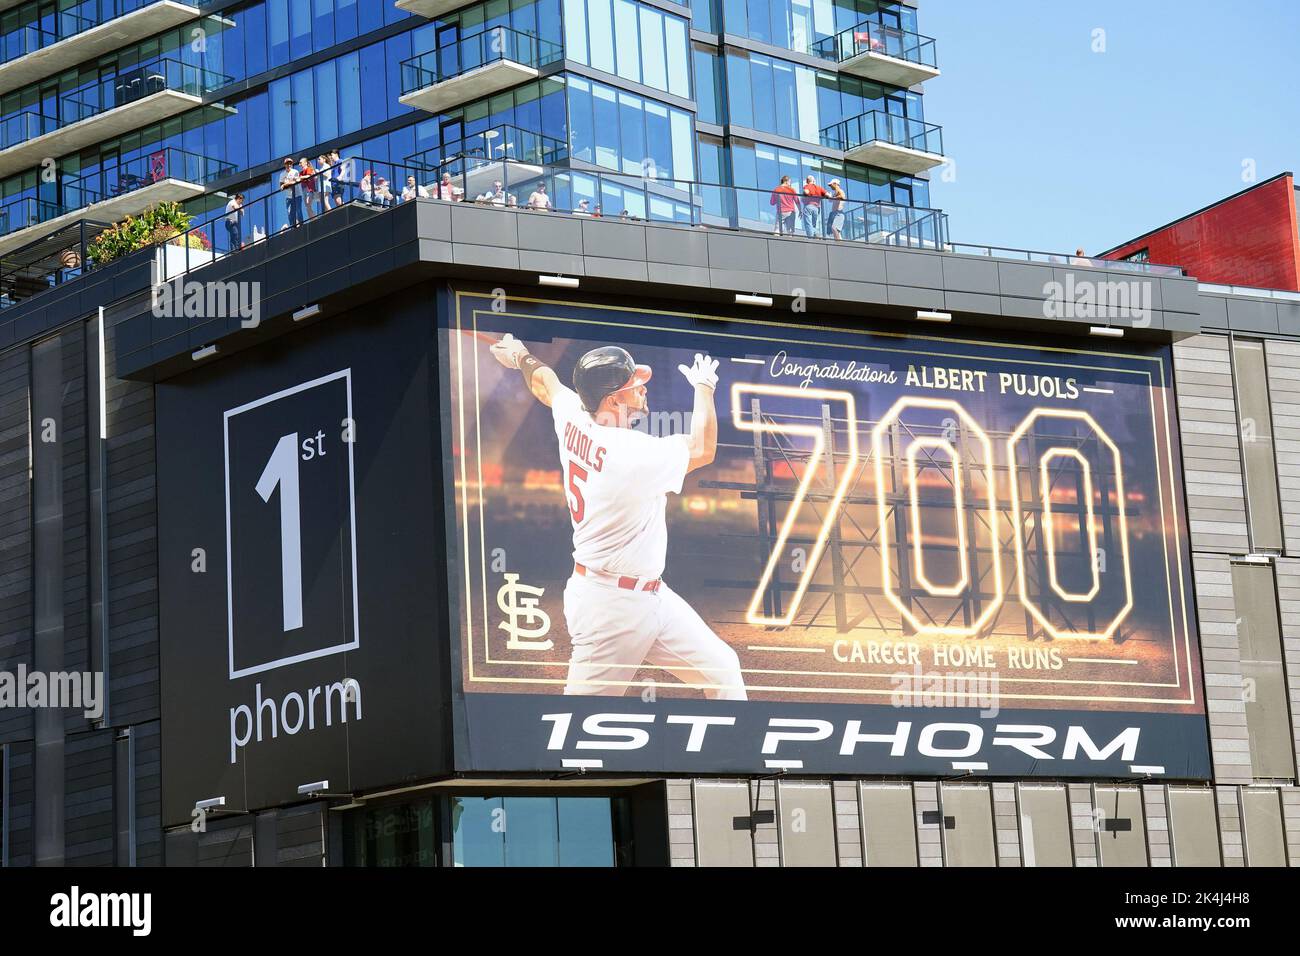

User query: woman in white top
[318,155,334,211]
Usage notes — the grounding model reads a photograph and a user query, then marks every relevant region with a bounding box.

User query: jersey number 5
[566,460,588,523]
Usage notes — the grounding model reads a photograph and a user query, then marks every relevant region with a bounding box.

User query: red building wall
[1101,173,1300,291]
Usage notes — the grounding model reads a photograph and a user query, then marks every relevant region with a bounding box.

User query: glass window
[290,69,314,155]
[312,0,336,50]
[690,0,717,33]
[669,108,692,183]
[557,798,616,867]
[244,4,268,77]
[359,0,385,33]
[337,51,361,135]
[290,0,312,59]
[750,55,776,133]
[613,0,640,83]
[592,81,618,168]
[503,797,559,867]
[638,6,666,92]
[315,60,338,143]
[772,57,795,138]
[269,76,292,158]
[564,0,588,64]
[748,0,771,43]
[587,0,615,73]
[725,54,752,128]
[346,800,437,867]
[693,46,718,124]
[268,0,290,66]
[664,17,689,98]
[644,100,671,180]
[724,0,746,35]
[618,89,644,175]
[359,42,386,121]
[336,0,359,42]
[568,75,593,163]
[449,796,617,867]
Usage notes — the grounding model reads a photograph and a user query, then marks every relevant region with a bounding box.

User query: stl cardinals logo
[497,573,553,650]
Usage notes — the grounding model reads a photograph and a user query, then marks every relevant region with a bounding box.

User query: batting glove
[677,353,719,391]
[490,333,529,369]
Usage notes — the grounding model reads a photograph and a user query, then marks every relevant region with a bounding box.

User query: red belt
[575,562,661,593]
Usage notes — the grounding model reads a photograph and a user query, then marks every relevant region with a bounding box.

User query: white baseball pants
[562,574,747,700]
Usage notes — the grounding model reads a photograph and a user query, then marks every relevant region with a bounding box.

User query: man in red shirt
[770,175,798,235]
[802,175,828,238]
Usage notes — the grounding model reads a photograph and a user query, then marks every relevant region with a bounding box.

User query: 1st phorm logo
[50,886,151,936]
[1042,273,1152,326]
[151,274,261,329]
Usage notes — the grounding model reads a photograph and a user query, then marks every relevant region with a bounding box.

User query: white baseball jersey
[550,386,689,581]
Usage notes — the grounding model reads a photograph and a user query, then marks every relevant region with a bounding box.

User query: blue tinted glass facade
[0,0,942,252]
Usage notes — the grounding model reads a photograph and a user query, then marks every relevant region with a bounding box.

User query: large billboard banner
[444,290,1210,778]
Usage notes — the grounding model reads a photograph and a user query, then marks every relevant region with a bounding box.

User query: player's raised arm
[678,353,720,473]
[489,333,567,407]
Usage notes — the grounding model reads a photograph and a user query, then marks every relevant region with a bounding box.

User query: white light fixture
[297,780,330,796]
[195,796,226,811]
[1089,325,1124,338]
[539,274,579,289]
[735,293,773,307]
[916,309,952,323]
[293,303,321,322]
[191,344,219,361]
[1237,553,1273,565]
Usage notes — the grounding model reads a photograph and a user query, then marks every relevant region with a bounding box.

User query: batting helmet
[572,346,652,412]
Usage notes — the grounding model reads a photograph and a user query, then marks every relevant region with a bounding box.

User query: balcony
[0,57,231,179]
[0,0,204,97]
[0,147,233,257]
[408,124,567,199]
[398,27,561,114]
[812,20,939,87]
[394,0,473,19]
[821,110,944,175]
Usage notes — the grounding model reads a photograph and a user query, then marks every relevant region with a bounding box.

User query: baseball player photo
[489,333,747,700]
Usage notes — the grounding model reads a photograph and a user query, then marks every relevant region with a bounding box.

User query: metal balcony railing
[811,20,938,69]
[821,109,944,156]
[0,0,205,66]
[399,27,562,95]
[0,152,1188,316]
[407,124,568,172]
[0,147,235,240]
[0,56,230,150]
[948,243,1185,277]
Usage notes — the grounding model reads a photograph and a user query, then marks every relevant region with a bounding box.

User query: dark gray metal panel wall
[4,740,32,866]
[133,720,163,866]
[61,325,91,736]
[274,804,325,867]
[0,347,30,746]
[104,315,159,727]
[64,728,114,866]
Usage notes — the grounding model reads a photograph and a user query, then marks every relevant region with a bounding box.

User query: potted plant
[87,201,213,277]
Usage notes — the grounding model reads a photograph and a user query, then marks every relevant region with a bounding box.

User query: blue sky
[921,0,1300,258]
